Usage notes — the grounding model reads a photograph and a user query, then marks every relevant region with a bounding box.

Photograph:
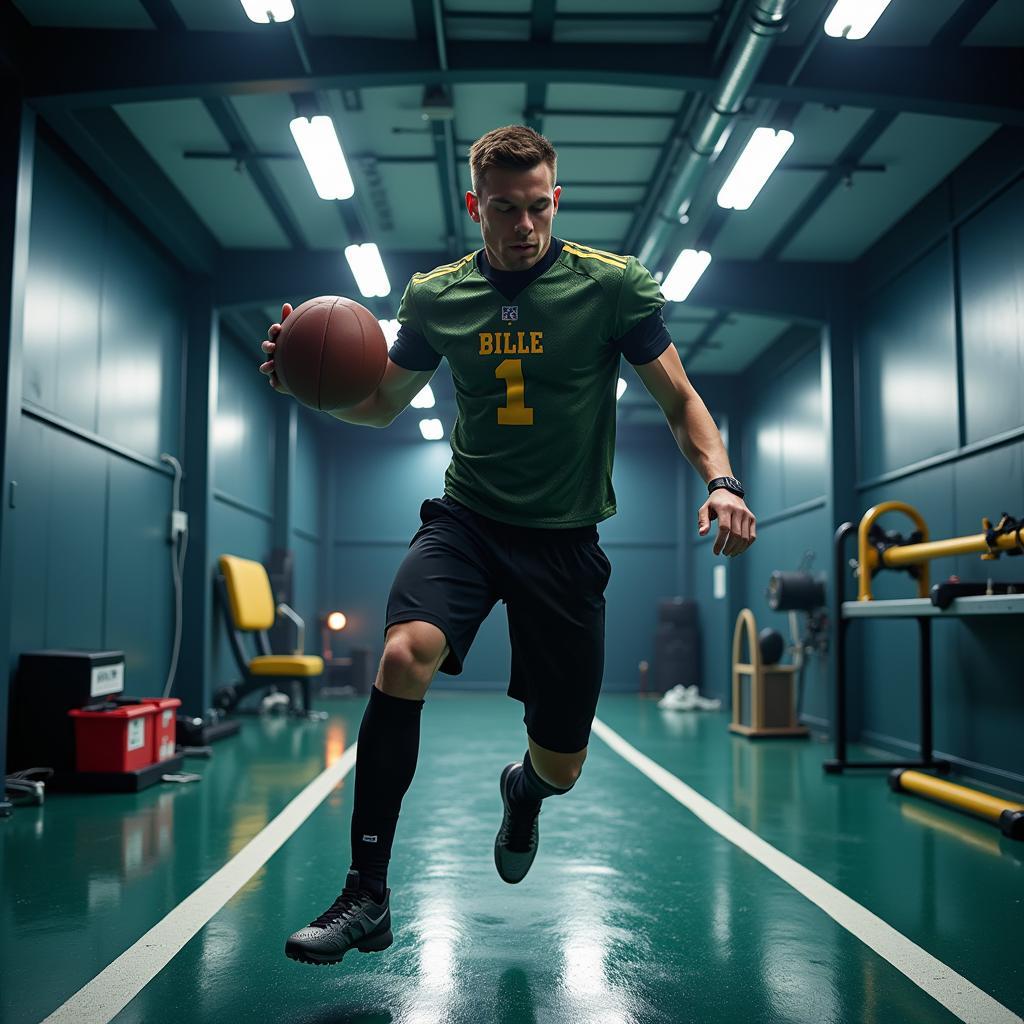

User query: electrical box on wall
[169,510,187,542]
[714,564,727,599]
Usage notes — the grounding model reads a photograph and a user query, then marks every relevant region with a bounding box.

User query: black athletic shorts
[384,494,612,753]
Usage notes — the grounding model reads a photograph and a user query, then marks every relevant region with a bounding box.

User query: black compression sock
[348,686,424,897]
[507,750,573,817]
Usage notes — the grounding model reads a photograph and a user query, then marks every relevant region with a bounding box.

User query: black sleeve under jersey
[613,310,673,366]
[388,325,442,372]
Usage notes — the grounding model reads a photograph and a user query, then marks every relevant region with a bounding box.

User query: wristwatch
[707,475,745,499]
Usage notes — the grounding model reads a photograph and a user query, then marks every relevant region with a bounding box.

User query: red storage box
[141,697,181,762]
[68,703,157,773]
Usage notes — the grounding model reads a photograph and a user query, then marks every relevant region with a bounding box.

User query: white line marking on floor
[591,717,1022,1024]
[40,744,358,1024]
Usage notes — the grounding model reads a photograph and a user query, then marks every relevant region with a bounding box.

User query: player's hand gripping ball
[271,296,388,411]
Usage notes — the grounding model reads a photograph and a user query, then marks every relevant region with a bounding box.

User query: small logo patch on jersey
[361,834,378,843]
[501,305,518,321]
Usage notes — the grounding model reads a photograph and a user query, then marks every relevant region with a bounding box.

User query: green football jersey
[396,240,665,528]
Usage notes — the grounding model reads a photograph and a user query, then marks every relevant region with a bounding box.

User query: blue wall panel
[782,348,826,509]
[292,410,322,539]
[21,140,102,422]
[603,433,682,689]
[105,455,175,694]
[291,411,324,657]
[743,387,784,517]
[8,421,112,658]
[214,337,276,516]
[723,340,829,722]
[290,532,322,657]
[959,178,1024,446]
[332,427,452,542]
[691,535,732,699]
[97,213,183,459]
[9,417,49,658]
[858,241,959,480]
[44,425,107,649]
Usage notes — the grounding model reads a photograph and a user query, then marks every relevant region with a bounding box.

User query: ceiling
[3,0,1021,432]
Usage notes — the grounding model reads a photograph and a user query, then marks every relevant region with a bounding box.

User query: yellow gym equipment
[890,770,1023,840]
[729,608,808,738]
[830,501,1024,841]
[856,501,1024,602]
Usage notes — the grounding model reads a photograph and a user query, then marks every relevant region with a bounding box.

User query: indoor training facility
[0,1,1022,1023]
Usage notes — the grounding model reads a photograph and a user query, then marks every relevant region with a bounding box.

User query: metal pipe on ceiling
[638,0,793,270]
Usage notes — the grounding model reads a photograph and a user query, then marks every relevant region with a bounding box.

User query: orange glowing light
[325,722,347,766]
[326,611,347,631]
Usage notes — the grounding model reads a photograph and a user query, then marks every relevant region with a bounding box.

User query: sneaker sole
[284,929,393,965]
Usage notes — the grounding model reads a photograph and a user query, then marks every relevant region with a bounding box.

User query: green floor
[2,693,1022,1024]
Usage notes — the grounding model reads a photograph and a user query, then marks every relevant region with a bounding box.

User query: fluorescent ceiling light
[239,0,294,24]
[662,250,711,303]
[289,116,354,200]
[411,385,435,409]
[345,243,391,298]
[718,127,794,211]
[824,0,892,39]
[419,418,444,441]
[616,378,627,401]
[378,319,400,349]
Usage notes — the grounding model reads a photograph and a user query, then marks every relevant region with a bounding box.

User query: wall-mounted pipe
[639,0,792,269]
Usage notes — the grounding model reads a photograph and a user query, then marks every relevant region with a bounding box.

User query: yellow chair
[214,554,324,715]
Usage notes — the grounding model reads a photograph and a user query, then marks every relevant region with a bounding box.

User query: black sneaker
[494,762,540,884]
[284,870,393,965]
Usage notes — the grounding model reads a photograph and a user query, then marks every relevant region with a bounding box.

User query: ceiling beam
[216,248,838,321]
[761,110,896,260]
[36,107,219,274]
[930,0,1001,47]
[444,10,716,23]
[204,96,307,249]
[20,30,1022,126]
[680,310,730,364]
[216,249,448,311]
[136,0,185,31]
[685,258,839,322]
[754,42,1023,126]
[414,0,461,259]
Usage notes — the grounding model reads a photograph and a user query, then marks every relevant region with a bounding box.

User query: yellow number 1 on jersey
[496,359,534,425]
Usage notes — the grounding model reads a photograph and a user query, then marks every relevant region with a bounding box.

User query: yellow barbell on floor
[889,769,1024,839]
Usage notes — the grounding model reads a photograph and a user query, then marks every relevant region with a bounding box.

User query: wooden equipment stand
[729,608,809,738]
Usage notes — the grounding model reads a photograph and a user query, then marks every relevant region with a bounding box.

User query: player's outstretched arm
[634,342,756,557]
[326,359,436,428]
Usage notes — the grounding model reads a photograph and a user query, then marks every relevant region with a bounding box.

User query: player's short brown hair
[469,125,557,193]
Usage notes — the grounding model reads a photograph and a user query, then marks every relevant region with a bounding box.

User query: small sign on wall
[713,564,727,600]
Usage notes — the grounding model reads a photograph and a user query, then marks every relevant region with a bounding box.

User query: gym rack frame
[827,502,1024,775]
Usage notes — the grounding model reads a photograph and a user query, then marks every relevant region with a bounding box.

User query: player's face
[467,164,561,271]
